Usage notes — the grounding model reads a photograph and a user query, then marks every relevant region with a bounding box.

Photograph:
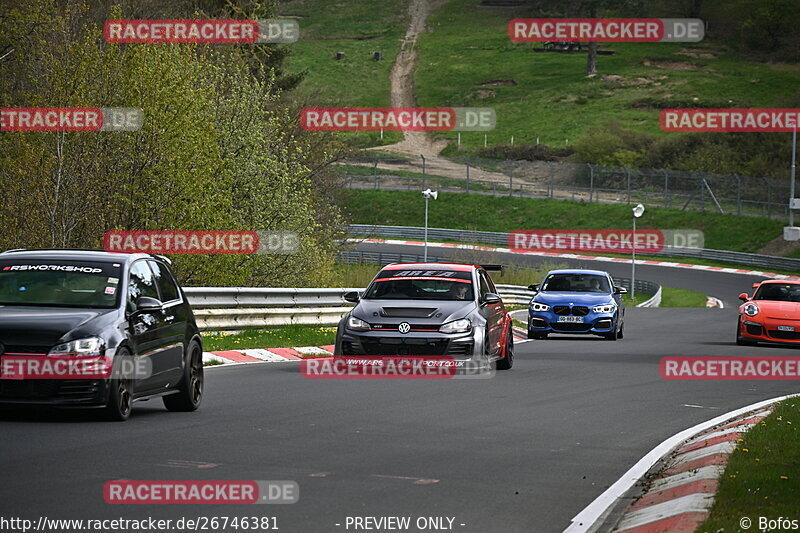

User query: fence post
[549,162,555,198]
[735,174,742,216]
[588,163,594,202]
[466,164,470,193]
[663,169,669,208]
[700,175,706,212]
[626,167,631,204]
[508,167,513,197]
[765,178,772,218]
[493,181,497,196]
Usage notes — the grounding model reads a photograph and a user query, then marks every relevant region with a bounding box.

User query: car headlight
[440,318,471,334]
[347,316,371,331]
[593,303,616,313]
[530,302,550,312]
[743,303,759,317]
[48,336,105,356]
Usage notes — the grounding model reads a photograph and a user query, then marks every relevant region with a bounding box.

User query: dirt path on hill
[367,0,450,158]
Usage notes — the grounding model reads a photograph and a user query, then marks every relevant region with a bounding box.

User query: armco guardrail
[347,224,800,272]
[185,276,659,330]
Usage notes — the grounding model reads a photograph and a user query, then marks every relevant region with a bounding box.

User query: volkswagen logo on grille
[398,322,411,334]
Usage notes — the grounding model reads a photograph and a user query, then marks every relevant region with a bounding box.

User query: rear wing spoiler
[481,264,503,272]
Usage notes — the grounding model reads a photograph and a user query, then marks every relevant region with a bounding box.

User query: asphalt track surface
[1,245,798,533]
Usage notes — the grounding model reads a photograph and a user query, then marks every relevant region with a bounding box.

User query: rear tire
[164,340,203,412]
[496,328,514,370]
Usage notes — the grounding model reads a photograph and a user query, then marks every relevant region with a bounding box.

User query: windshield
[754,283,800,302]
[363,268,474,301]
[0,260,122,308]
[541,273,611,293]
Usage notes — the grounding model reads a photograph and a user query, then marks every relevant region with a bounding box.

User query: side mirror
[614,287,628,295]
[528,284,539,292]
[483,293,502,305]
[343,291,360,303]
[738,292,749,302]
[135,296,163,312]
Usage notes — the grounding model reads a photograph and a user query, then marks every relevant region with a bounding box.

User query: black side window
[478,271,490,299]
[149,261,180,303]
[484,272,497,294]
[128,261,159,303]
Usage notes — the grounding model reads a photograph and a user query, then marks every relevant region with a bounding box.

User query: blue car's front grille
[551,322,593,332]
[552,305,590,316]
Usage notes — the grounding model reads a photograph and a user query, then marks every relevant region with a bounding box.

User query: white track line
[563,393,800,533]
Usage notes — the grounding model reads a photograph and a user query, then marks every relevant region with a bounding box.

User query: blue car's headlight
[530,302,550,312]
[592,303,616,314]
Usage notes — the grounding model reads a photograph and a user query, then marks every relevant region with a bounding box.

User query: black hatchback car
[0,250,203,420]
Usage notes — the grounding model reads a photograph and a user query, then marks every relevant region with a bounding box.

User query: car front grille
[1,345,48,355]
[359,340,450,356]
[552,306,590,316]
[768,330,800,340]
[551,323,593,332]
[0,379,101,401]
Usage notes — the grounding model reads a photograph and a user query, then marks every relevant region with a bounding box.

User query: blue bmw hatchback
[527,269,626,340]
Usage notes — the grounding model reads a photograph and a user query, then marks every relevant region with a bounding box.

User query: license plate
[557,316,584,323]
[778,325,795,332]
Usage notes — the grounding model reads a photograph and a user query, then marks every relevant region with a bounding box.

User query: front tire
[496,328,514,370]
[736,319,755,346]
[164,340,203,412]
[105,348,133,421]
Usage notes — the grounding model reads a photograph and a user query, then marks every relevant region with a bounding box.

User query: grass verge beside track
[202,325,337,352]
[343,189,783,254]
[659,287,709,308]
[699,400,800,531]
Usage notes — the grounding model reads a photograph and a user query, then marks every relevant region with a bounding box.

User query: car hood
[353,299,477,324]
[0,306,117,352]
[750,300,800,320]
[534,292,615,306]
